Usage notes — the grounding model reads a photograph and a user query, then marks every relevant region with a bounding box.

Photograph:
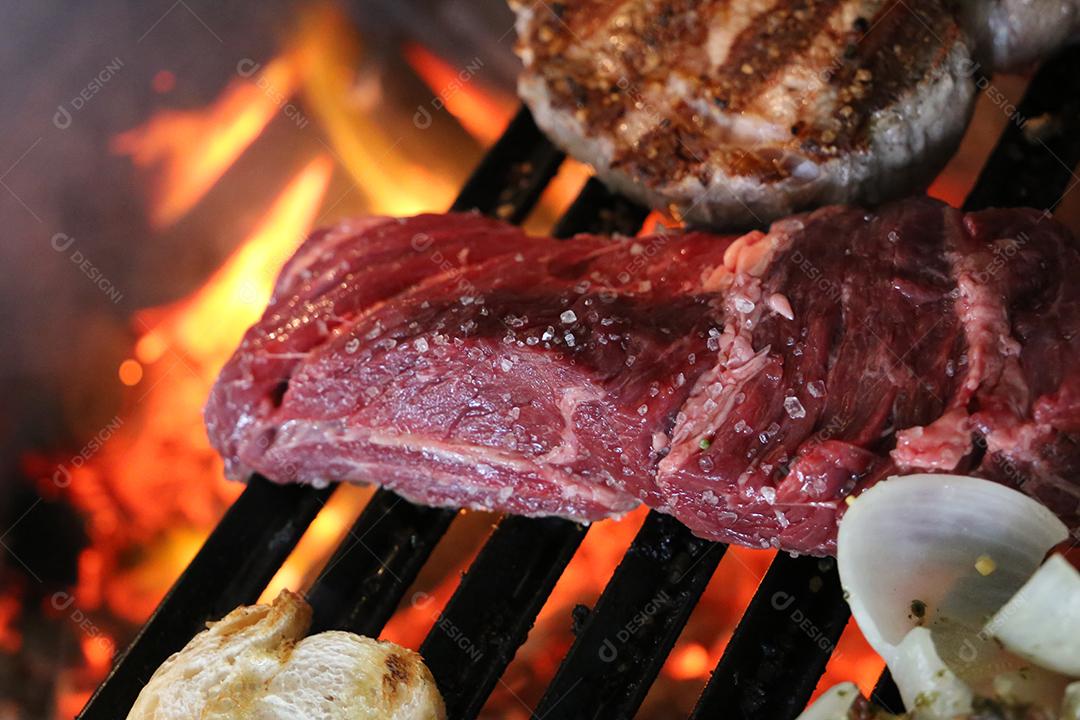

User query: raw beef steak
[205,199,1080,554]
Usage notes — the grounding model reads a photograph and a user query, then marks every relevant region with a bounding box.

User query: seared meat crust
[513,0,976,227]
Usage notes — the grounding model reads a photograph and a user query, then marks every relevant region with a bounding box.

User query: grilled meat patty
[206,200,1080,555]
[513,0,976,228]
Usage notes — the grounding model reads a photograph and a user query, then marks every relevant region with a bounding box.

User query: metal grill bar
[420,517,588,718]
[80,42,1080,720]
[454,106,564,222]
[307,492,456,636]
[689,554,848,720]
[870,669,904,714]
[963,45,1080,213]
[78,479,333,719]
[532,512,726,719]
[552,177,652,239]
[417,177,649,719]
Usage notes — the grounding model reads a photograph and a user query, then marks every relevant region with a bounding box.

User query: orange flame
[134,155,333,368]
[258,484,373,603]
[39,4,524,717]
[296,6,456,216]
[64,0,502,664]
[112,55,304,228]
[65,156,332,627]
[403,42,516,145]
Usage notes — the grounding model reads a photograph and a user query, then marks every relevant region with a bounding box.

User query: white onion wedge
[1063,681,1080,720]
[793,683,860,720]
[986,553,1080,677]
[837,474,1067,697]
[889,626,973,718]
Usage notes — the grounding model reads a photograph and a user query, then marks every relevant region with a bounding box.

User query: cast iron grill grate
[78,46,1080,720]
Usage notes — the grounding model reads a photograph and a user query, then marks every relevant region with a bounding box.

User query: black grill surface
[78,46,1080,720]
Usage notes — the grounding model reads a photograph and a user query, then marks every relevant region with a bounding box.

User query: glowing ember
[0,592,22,654]
[117,358,143,386]
[81,633,114,674]
[56,692,92,720]
[151,69,176,95]
[668,642,710,680]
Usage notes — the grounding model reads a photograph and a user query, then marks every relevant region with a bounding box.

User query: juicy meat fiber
[205,200,1080,555]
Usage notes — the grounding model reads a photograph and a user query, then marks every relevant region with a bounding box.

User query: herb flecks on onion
[831,473,1074,717]
[890,626,974,717]
[838,474,1065,657]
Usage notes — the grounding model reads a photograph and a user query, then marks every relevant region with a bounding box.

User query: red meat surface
[205,199,1080,554]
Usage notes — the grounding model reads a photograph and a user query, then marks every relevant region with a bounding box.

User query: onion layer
[837,474,1068,706]
[987,553,1080,677]
[890,626,973,718]
[1063,682,1080,720]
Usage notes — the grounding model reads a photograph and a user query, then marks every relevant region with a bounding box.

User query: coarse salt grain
[784,396,806,419]
[733,297,755,314]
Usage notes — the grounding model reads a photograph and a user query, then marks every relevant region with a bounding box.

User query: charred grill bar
[534,512,726,719]
[76,479,334,718]
[78,46,1080,720]
[689,554,849,719]
[419,516,588,719]
[305,491,457,637]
